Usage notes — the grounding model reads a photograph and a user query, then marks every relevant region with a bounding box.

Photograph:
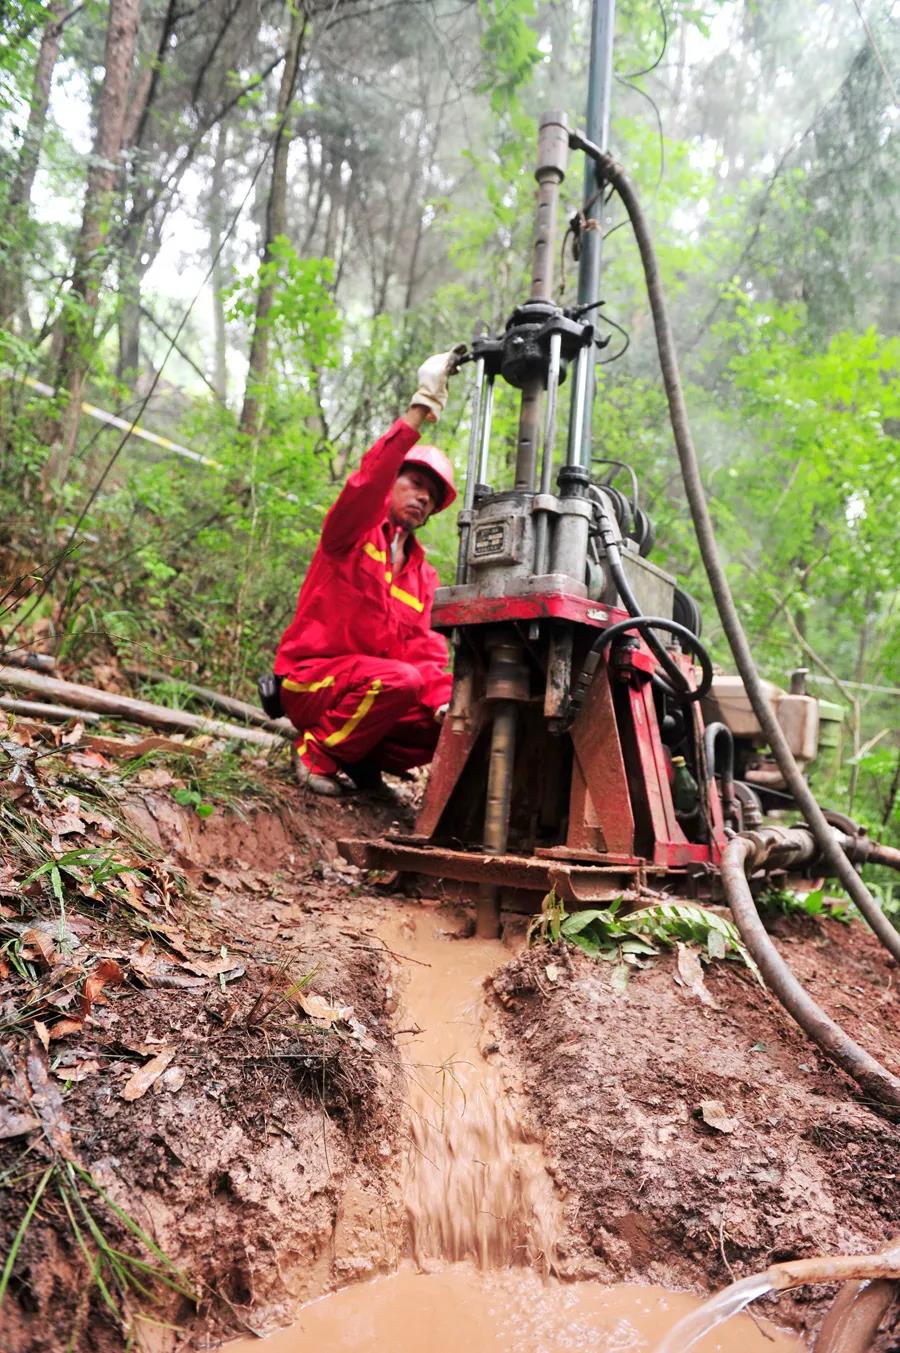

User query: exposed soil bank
[487,920,899,1348]
[1,784,413,1351]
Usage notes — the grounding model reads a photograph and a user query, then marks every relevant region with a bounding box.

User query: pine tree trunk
[238,1,307,440]
[45,0,142,486]
[0,0,67,327]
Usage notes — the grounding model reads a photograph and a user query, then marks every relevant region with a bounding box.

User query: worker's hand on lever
[410,344,467,423]
[434,702,449,724]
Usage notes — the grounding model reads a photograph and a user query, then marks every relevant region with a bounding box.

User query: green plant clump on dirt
[529,889,763,985]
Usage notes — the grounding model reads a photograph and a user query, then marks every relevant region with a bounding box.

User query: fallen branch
[125,663,294,736]
[0,667,286,748]
[1,649,57,672]
[0,697,101,723]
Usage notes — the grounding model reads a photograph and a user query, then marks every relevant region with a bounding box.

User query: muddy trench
[2,786,898,1351]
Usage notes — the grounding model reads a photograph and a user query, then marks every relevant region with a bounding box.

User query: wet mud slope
[488,920,899,1348]
[0,779,413,1353]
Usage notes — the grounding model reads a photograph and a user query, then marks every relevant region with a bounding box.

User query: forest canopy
[0,0,897,835]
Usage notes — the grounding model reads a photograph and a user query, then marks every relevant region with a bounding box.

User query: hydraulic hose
[592,615,713,698]
[593,499,694,698]
[569,128,900,967]
[721,830,900,1114]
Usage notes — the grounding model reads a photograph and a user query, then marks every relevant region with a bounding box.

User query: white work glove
[411,344,467,422]
[434,702,449,724]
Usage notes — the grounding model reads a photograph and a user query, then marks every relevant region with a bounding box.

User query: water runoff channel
[223,906,802,1353]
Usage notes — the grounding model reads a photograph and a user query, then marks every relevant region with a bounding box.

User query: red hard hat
[400,444,457,512]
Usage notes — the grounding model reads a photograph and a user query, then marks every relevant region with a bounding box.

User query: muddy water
[228,1262,801,1351]
[382,907,560,1271]
[224,903,803,1351]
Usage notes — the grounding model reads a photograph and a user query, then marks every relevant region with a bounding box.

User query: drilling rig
[339,107,823,938]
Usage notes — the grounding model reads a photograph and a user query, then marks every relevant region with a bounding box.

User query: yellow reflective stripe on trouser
[282,675,336,693]
[323,678,383,748]
[390,584,424,612]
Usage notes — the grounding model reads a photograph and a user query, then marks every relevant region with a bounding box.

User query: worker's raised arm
[320,348,466,555]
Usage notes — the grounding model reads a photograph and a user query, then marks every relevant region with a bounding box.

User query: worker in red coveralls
[274,347,465,797]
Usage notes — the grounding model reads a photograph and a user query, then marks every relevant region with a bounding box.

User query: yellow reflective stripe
[282,675,335,693]
[390,584,424,613]
[298,730,318,754]
[323,678,382,748]
[362,539,393,582]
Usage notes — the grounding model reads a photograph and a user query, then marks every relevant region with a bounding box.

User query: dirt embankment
[487,919,899,1347]
[2,747,898,1350]
[1,772,413,1352]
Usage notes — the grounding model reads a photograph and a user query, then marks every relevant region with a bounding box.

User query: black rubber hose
[593,615,713,700]
[721,835,900,1115]
[569,128,900,968]
[704,720,736,823]
[594,499,692,697]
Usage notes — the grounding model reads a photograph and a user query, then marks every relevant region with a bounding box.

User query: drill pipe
[477,702,518,939]
[721,828,900,1114]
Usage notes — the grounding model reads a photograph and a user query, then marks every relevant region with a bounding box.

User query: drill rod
[514,112,568,492]
[533,329,562,574]
[478,699,518,938]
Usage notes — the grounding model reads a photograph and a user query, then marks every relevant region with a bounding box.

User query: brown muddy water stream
[225,905,803,1352]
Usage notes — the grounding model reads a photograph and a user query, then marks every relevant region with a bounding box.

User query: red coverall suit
[274,419,452,778]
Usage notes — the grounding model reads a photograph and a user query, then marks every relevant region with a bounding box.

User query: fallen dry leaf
[298,992,354,1027]
[69,750,110,770]
[43,794,87,838]
[81,958,125,1016]
[48,1018,85,1040]
[53,1058,101,1083]
[25,1043,75,1157]
[121,1047,176,1102]
[160,1065,186,1093]
[20,926,58,968]
[134,767,176,789]
[33,1019,50,1050]
[675,943,718,1010]
[0,1106,40,1139]
[60,722,84,747]
[694,1099,737,1135]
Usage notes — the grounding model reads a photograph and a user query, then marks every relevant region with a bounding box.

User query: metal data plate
[467,514,525,568]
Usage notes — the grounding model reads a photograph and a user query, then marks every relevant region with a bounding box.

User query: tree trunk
[0,0,67,327]
[238,1,307,440]
[208,120,230,400]
[115,0,179,385]
[45,0,142,486]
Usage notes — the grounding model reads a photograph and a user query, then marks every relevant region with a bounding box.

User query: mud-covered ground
[1,728,898,1350]
[488,916,899,1347]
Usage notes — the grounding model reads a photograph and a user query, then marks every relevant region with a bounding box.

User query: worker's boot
[343,758,399,803]
[293,750,342,797]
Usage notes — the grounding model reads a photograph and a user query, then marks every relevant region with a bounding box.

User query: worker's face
[389,467,439,532]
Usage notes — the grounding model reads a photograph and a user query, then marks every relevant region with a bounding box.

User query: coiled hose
[569,127,900,969]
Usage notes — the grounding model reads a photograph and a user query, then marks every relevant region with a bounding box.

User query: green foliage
[757,884,851,924]
[529,888,762,983]
[0,1159,195,1334]
[477,0,540,114]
